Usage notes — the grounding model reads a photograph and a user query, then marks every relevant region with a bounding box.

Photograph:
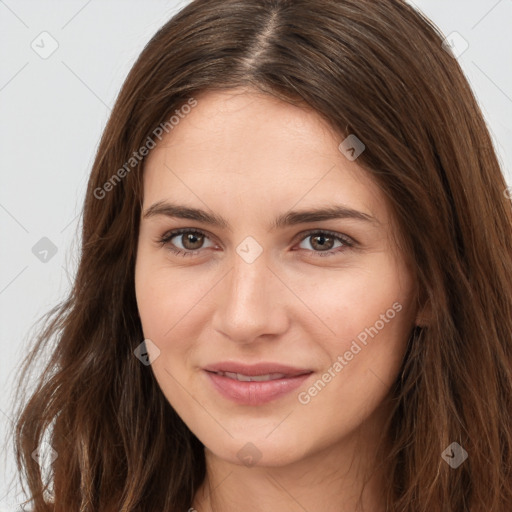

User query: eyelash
[157,228,355,258]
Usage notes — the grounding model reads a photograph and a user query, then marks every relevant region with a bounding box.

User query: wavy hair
[10,0,512,510]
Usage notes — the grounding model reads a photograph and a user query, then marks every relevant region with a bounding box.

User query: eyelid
[157,227,357,256]
[292,228,356,248]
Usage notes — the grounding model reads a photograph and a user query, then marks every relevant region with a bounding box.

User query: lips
[203,361,312,377]
[203,361,314,405]
[212,371,289,382]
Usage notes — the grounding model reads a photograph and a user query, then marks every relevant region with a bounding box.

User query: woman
[11,0,512,510]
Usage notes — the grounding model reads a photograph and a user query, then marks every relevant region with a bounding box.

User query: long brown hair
[10,0,512,510]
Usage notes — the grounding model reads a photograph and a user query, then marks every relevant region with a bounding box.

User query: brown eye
[178,232,205,250]
[159,229,215,256]
[158,228,354,258]
[308,234,335,251]
[296,230,354,257]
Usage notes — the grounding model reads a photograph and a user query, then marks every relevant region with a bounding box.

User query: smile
[211,371,289,381]
[204,369,313,405]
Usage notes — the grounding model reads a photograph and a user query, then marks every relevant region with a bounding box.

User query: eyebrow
[142,200,378,231]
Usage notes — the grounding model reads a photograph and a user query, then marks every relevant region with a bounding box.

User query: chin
[200,427,313,468]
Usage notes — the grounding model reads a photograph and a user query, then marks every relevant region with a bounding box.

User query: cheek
[294,269,414,430]
[299,256,415,375]
[308,267,410,333]
[134,255,221,367]
[135,254,197,337]
[134,256,201,410]
[135,264,169,340]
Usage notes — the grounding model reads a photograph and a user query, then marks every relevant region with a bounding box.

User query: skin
[134,87,422,512]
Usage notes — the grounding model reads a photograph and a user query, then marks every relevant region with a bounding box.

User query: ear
[415,298,431,328]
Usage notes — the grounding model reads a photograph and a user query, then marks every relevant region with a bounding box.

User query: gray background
[1,0,511,508]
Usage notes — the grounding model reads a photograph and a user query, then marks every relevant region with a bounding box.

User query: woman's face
[135,88,419,467]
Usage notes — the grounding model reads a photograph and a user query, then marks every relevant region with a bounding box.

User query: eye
[294,229,354,257]
[158,228,216,257]
[157,228,355,258]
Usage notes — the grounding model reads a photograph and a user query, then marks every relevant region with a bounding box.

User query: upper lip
[203,361,313,377]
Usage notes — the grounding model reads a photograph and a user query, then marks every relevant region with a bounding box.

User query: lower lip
[204,370,313,405]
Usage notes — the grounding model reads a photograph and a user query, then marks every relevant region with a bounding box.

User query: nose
[212,249,289,344]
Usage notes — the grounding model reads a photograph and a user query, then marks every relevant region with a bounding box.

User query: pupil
[185,233,202,249]
[314,235,332,250]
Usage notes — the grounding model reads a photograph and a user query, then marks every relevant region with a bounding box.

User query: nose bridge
[231,250,267,304]
[213,243,288,341]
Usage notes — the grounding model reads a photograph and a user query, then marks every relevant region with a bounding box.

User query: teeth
[217,371,288,382]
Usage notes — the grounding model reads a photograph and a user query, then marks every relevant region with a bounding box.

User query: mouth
[203,363,314,405]
[207,370,299,382]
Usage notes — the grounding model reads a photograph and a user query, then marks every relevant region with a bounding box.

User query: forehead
[150,89,342,168]
[142,88,385,223]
